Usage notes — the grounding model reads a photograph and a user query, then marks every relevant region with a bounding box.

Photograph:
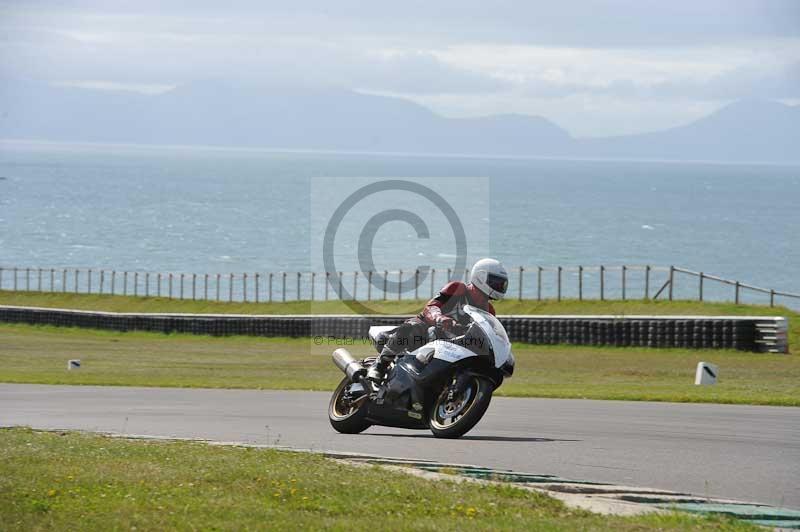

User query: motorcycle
[328,305,515,439]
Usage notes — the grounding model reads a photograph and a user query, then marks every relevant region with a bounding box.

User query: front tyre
[429,375,493,439]
[328,377,371,434]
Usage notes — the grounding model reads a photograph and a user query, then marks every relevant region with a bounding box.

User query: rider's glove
[436,316,457,333]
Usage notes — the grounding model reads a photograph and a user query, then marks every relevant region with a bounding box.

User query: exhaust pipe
[332,348,366,382]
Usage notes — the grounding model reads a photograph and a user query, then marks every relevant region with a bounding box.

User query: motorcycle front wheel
[429,375,493,439]
[328,377,371,434]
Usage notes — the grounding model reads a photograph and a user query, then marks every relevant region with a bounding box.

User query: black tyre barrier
[0,306,788,353]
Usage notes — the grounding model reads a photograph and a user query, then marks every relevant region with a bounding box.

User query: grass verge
[0,290,794,316]
[1,323,798,405]
[0,428,755,531]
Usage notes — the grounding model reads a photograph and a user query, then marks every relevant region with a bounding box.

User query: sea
[1,141,798,306]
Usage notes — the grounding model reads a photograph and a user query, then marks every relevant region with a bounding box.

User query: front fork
[449,371,473,400]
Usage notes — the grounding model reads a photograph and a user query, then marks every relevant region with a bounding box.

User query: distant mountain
[578,100,800,163]
[1,79,797,163]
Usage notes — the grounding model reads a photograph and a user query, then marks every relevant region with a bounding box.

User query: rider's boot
[366,345,397,382]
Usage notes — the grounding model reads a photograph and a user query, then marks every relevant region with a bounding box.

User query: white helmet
[470,258,508,300]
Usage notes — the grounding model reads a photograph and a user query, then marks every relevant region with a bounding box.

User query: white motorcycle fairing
[431,339,479,364]
[462,305,514,369]
[405,340,478,367]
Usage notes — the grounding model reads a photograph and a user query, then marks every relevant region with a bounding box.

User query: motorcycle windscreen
[463,305,513,368]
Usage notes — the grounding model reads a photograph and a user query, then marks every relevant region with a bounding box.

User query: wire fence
[0,265,798,308]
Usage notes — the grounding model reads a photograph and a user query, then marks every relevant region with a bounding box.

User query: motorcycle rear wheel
[328,377,371,434]
[429,375,493,439]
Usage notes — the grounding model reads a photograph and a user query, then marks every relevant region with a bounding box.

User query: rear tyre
[429,375,493,439]
[328,377,371,434]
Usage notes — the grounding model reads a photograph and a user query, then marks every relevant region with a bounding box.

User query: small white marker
[67,359,81,370]
[695,362,718,385]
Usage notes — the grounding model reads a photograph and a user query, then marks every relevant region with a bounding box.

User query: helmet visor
[486,273,508,294]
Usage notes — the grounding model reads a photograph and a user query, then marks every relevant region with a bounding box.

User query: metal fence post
[145,273,150,297]
[124,271,128,295]
[366,271,371,301]
[398,270,403,300]
[74,269,79,294]
[50,269,55,292]
[37,268,42,291]
[254,273,259,303]
[578,265,583,301]
[192,273,197,301]
[229,273,234,302]
[216,273,221,301]
[557,266,562,301]
[310,272,315,301]
[242,273,247,302]
[324,272,328,301]
[336,272,342,300]
[87,269,91,293]
[297,272,301,301]
[179,273,184,299]
[645,265,650,300]
[13,267,17,291]
[414,269,419,299]
[204,274,209,300]
[518,266,523,301]
[156,273,161,297]
[600,265,605,301]
[99,270,104,295]
[62,269,67,293]
[699,272,704,302]
[282,272,287,302]
[735,281,740,304]
[668,265,674,301]
[25,267,30,291]
[353,271,358,301]
[134,272,139,297]
[447,268,452,282]
[430,269,435,297]
[0,267,3,290]
[537,266,542,301]
[621,265,626,300]
[168,273,173,299]
[770,289,775,307]
[383,270,388,300]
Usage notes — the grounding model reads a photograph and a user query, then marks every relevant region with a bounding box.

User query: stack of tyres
[647,321,657,348]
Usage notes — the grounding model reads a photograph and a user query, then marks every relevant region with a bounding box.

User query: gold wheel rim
[431,377,479,430]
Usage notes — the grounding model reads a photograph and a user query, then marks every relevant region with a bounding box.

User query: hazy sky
[2,1,798,136]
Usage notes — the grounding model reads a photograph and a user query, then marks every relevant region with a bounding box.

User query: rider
[366,258,509,382]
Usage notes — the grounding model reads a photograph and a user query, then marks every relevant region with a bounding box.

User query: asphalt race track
[2,384,798,509]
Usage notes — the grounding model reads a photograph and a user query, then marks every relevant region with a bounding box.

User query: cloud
[1,1,798,136]
[428,42,800,101]
[356,51,507,94]
[5,1,800,47]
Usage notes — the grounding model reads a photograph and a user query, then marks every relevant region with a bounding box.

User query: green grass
[0,290,794,315]
[0,428,756,531]
[1,323,798,405]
